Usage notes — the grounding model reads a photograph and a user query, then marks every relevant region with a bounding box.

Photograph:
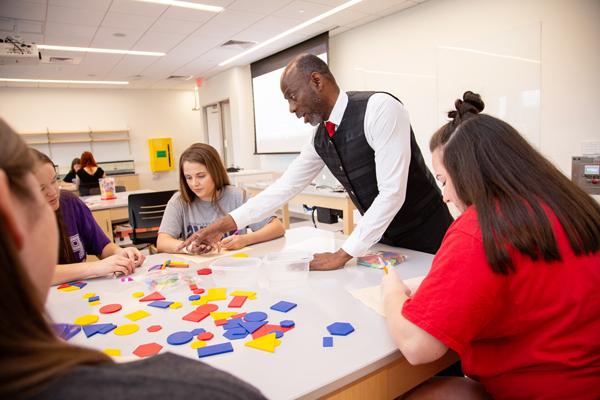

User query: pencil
[383,265,389,274]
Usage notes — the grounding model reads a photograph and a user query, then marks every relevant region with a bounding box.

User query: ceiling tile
[74,53,123,77]
[105,55,158,79]
[0,64,41,79]
[134,31,186,53]
[232,15,305,43]
[149,17,203,35]
[272,1,333,19]
[109,0,167,17]
[0,1,46,21]
[228,0,293,14]
[49,0,111,11]
[161,7,217,22]
[44,22,97,46]
[90,26,146,49]
[18,32,44,43]
[47,5,107,26]
[101,11,157,31]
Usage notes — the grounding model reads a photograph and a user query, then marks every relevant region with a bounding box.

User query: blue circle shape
[244,311,268,322]
[167,331,194,345]
[280,320,295,328]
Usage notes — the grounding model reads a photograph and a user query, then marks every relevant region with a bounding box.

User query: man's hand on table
[310,249,352,271]
[177,215,237,254]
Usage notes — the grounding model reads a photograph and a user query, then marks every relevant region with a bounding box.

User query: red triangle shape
[139,291,165,302]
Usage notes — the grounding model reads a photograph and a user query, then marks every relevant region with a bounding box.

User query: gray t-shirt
[31,352,267,400]
[159,186,273,240]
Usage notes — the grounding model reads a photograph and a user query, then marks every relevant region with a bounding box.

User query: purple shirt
[59,190,111,262]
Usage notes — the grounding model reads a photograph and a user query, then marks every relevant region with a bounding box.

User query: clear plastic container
[211,256,261,287]
[262,251,312,285]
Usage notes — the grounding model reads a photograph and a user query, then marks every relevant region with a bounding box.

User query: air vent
[166,75,193,80]
[41,55,81,64]
[220,39,256,50]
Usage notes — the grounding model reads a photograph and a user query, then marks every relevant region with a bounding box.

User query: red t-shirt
[403,206,600,399]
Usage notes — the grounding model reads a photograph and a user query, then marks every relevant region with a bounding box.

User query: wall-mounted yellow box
[148,137,174,172]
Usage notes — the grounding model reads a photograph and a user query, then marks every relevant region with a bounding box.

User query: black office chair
[128,190,176,246]
[116,185,126,193]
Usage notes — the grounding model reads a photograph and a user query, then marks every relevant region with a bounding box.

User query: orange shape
[133,342,163,358]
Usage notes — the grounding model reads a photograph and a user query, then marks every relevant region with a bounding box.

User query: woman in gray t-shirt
[157,143,284,253]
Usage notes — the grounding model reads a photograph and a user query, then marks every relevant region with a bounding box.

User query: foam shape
[245,333,279,353]
[114,324,139,336]
[83,323,113,338]
[193,288,205,295]
[191,340,206,349]
[280,320,295,328]
[231,253,249,258]
[323,337,333,347]
[251,324,294,339]
[53,323,81,340]
[191,328,206,335]
[73,314,99,326]
[139,291,165,302]
[133,342,163,358]
[57,283,70,289]
[82,292,96,299]
[88,295,100,303]
[196,268,212,275]
[88,300,101,306]
[70,281,87,288]
[148,300,173,309]
[188,294,201,301]
[197,342,233,358]
[223,318,243,330]
[223,328,248,340]
[231,312,247,319]
[103,348,121,356]
[169,302,182,309]
[147,325,162,332]
[274,330,284,339]
[197,332,214,341]
[58,286,79,292]
[211,311,237,321]
[230,290,257,300]
[167,331,194,345]
[132,291,145,298]
[205,288,226,301]
[244,311,268,322]
[239,320,268,334]
[228,296,247,308]
[99,324,117,334]
[191,299,202,306]
[270,300,297,313]
[99,304,122,314]
[214,319,228,326]
[183,311,209,323]
[327,322,355,336]
[125,310,150,321]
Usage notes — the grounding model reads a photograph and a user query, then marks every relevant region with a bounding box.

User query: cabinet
[20,129,130,156]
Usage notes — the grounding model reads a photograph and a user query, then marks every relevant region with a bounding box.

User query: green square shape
[156,150,167,158]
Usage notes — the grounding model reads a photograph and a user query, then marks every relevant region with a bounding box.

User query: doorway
[203,100,234,167]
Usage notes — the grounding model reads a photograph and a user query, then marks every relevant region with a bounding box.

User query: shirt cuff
[341,234,371,258]
[229,207,251,231]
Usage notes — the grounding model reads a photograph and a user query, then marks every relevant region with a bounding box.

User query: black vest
[314,91,444,241]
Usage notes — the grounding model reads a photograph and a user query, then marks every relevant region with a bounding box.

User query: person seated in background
[32,149,144,285]
[76,151,104,196]
[381,92,600,399]
[0,118,267,400]
[157,143,285,254]
[62,157,80,183]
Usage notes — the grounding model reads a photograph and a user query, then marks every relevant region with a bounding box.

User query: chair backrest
[115,185,126,193]
[128,190,176,233]
[87,187,101,196]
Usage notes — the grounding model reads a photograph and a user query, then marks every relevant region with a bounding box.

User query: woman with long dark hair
[0,119,267,400]
[382,92,600,399]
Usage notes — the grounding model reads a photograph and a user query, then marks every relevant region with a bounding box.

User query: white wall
[198,0,600,177]
[0,88,201,190]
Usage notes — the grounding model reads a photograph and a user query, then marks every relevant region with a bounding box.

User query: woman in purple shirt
[31,150,145,284]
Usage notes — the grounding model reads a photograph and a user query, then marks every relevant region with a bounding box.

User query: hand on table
[116,246,145,268]
[177,216,236,254]
[220,234,248,250]
[90,254,136,277]
[309,249,352,271]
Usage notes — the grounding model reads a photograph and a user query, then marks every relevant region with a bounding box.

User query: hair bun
[448,91,484,120]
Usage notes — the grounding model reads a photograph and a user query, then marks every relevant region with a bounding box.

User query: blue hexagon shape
[326,322,355,336]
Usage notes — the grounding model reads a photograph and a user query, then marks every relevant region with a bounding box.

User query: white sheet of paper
[174,247,253,264]
[349,275,426,316]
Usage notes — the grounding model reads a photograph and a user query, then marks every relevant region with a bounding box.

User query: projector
[0,39,41,65]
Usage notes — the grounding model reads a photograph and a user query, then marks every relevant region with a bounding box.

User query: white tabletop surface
[81,189,154,211]
[45,227,434,400]
[245,182,349,199]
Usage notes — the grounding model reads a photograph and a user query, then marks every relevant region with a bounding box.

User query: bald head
[280,53,339,126]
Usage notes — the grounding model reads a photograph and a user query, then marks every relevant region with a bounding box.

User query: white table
[82,189,154,241]
[244,183,357,236]
[46,227,456,399]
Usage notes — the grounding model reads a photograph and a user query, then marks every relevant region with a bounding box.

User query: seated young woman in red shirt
[382,91,600,399]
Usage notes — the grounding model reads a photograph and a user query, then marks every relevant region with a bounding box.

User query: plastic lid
[264,250,313,262]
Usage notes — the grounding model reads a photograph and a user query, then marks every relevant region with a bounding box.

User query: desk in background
[244,183,356,235]
[83,189,153,241]
[46,227,456,399]
[227,169,275,186]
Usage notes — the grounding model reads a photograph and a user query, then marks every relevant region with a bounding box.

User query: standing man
[179,53,453,270]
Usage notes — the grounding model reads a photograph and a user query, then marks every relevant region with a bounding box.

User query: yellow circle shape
[74,314,99,326]
[114,324,139,336]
